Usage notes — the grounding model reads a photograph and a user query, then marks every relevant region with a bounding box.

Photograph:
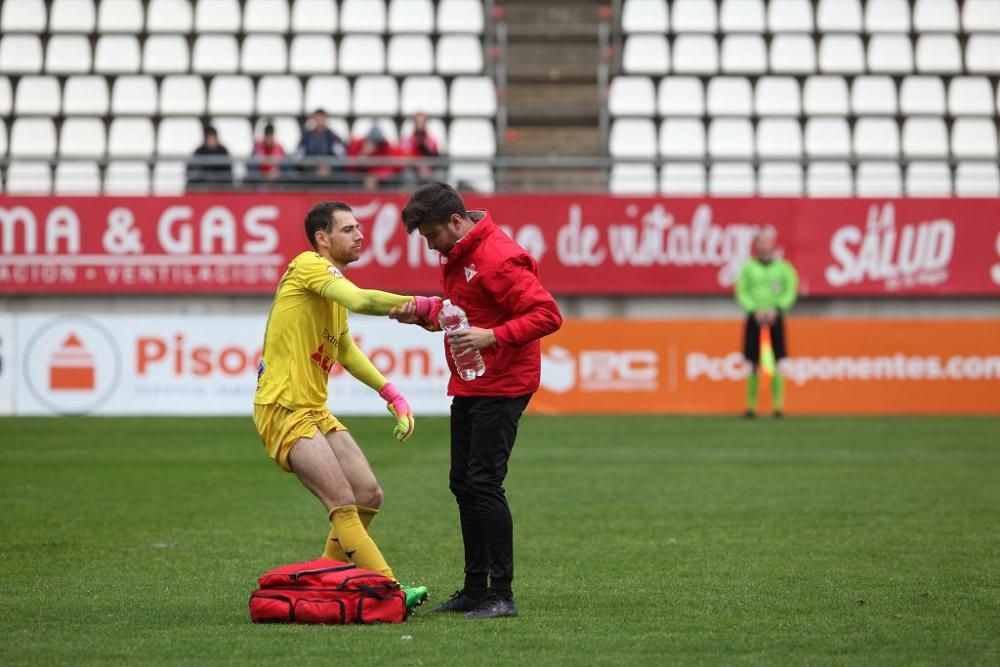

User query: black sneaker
[464,594,518,620]
[430,590,486,613]
[743,410,756,419]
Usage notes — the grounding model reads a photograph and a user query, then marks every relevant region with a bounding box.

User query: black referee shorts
[743,312,787,363]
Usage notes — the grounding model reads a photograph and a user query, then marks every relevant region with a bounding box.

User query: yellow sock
[323,505,379,562]
[358,505,379,530]
[328,505,395,580]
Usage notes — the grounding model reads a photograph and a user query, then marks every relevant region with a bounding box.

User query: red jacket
[440,210,563,397]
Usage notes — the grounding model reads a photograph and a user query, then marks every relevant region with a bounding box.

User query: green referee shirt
[734,257,799,313]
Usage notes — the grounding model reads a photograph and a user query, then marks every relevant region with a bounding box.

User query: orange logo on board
[49,333,95,390]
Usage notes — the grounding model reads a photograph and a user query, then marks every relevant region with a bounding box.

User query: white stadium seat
[719,0,765,32]
[816,0,862,31]
[609,77,656,116]
[769,35,815,75]
[104,161,152,195]
[709,163,755,196]
[905,162,952,196]
[865,0,910,32]
[915,35,962,74]
[112,76,158,115]
[64,76,110,115]
[448,163,493,193]
[50,0,96,32]
[291,0,337,32]
[352,117,397,142]
[0,35,43,73]
[389,0,434,33]
[153,160,187,194]
[756,118,802,158]
[962,0,1000,30]
[448,119,496,157]
[807,162,853,196]
[59,118,106,157]
[438,0,484,33]
[902,117,949,158]
[609,119,657,158]
[450,76,497,117]
[899,76,945,115]
[352,76,399,116]
[55,161,101,195]
[108,118,155,156]
[14,76,60,115]
[658,76,704,116]
[10,118,56,156]
[966,35,1000,75]
[193,35,240,73]
[290,35,336,74]
[304,76,351,116]
[819,35,864,74]
[194,0,241,32]
[268,117,304,154]
[0,119,5,156]
[805,118,850,157]
[955,162,1000,196]
[853,118,900,158]
[622,35,670,76]
[0,78,11,115]
[659,118,705,158]
[387,35,434,75]
[856,162,902,196]
[143,35,189,74]
[257,76,303,116]
[660,163,706,195]
[436,36,483,75]
[720,35,767,75]
[754,77,800,116]
[707,77,752,115]
[5,163,52,194]
[341,0,387,33]
[867,35,912,74]
[401,76,448,116]
[45,36,91,74]
[623,0,668,33]
[913,0,959,31]
[1,0,46,31]
[95,36,140,73]
[948,77,995,116]
[672,35,718,75]
[768,0,813,32]
[146,0,192,32]
[708,118,754,158]
[851,76,897,115]
[212,117,253,158]
[98,0,143,32]
[672,0,717,32]
[803,76,848,115]
[160,75,206,115]
[758,163,803,195]
[157,117,204,157]
[340,35,385,74]
[244,0,291,32]
[242,35,288,74]
[951,118,998,158]
[610,164,657,195]
[208,75,254,115]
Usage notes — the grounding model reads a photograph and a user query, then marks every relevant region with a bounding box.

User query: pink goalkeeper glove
[378,382,414,442]
[413,296,443,326]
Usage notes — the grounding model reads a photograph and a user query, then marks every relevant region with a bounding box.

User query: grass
[1,415,998,666]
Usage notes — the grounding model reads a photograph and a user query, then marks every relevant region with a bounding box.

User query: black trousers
[742,312,787,363]
[449,395,531,589]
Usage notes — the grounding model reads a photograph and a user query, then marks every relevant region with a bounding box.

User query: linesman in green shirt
[734,229,799,418]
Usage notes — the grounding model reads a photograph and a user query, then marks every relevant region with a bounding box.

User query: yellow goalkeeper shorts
[253,403,347,472]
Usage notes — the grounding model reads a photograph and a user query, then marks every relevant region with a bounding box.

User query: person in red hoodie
[347,125,401,191]
[392,181,563,620]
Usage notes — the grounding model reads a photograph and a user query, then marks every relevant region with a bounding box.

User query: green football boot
[400,584,429,614]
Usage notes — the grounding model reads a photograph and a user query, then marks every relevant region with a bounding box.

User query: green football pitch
[1,415,998,666]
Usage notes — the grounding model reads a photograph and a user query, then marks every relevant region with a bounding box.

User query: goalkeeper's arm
[321,277,439,320]
[337,332,414,442]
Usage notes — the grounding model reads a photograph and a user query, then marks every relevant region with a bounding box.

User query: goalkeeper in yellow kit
[253,201,441,612]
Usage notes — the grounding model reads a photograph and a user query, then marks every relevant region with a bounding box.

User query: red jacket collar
[446,210,494,264]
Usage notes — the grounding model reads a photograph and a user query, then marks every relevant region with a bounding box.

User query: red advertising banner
[2,194,1000,296]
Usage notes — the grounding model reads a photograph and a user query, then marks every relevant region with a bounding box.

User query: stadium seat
[853,118,900,158]
[816,0,862,31]
[851,76,897,115]
[803,76,848,115]
[609,119,656,158]
[351,116,397,142]
[341,0,387,33]
[672,35,718,75]
[818,35,864,74]
[0,35,43,73]
[659,118,705,158]
[756,118,802,157]
[660,163,706,195]
[291,0,338,32]
[64,76,110,115]
[901,117,949,158]
[955,162,1000,196]
[0,118,5,156]
[450,76,497,117]
[438,0,484,33]
[212,117,253,158]
[658,76,704,116]
[401,76,447,116]
[767,0,813,32]
[899,76,945,115]
[387,35,434,75]
[194,0,241,32]
[622,35,670,75]
[157,117,204,157]
[708,118,753,158]
[153,160,186,194]
[754,77,800,116]
[951,118,999,158]
[269,117,304,154]
[905,162,952,196]
[208,75,254,115]
[193,35,240,73]
[352,76,399,116]
[948,77,994,116]
[758,163,803,195]
[864,0,910,32]
[14,76,60,115]
[0,78,11,115]
[98,0,143,32]
[257,75,303,115]
[108,118,155,156]
[339,35,385,74]
[707,77,752,115]
[45,36,91,74]
[622,0,668,33]
[448,163,493,193]
[915,35,962,74]
[399,116,447,151]
[867,35,913,74]
[913,0,959,31]
[709,163,755,195]
[720,35,767,75]
[804,118,850,157]
[112,76,158,115]
[962,0,1000,30]
[609,164,657,195]
[806,162,853,196]
[147,0,193,32]
[95,36,141,73]
[242,35,288,74]
[966,35,1000,75]
[304,75,351,115]
[1,0,46,31]
[160,75,207,115]
[609,77,656,116]
[290,35,336,74]
[50,0,96,32]
[104,161,152,195]
[769,35,816,74]
[244,0,291,32]
[10,118,56,156]
[672,0,717,32]
[856,162,902,196]
[719,0,765,32]
[388,0,434,33]
[5,162,52,194]
[54,161,101,194]
[436,36,483,75]
[59,118,106,157]
[143,35,190,74]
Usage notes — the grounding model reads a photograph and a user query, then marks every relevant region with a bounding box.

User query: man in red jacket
[393,182,563,619]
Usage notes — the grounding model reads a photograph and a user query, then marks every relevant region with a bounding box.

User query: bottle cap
[442,299,452,307]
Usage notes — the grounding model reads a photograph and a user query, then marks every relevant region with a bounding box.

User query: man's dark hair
[305,201,353,249]
[402,181,466,233]
[203,125,218,139]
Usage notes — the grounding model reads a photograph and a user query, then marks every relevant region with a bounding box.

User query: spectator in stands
[297,108,348,180]
[186,125,233,190]
[250,122,286,183]
[399,112,441,184]
[347,124,402,191]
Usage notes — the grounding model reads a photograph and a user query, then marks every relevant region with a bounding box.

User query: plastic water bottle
[438,299,486,380]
